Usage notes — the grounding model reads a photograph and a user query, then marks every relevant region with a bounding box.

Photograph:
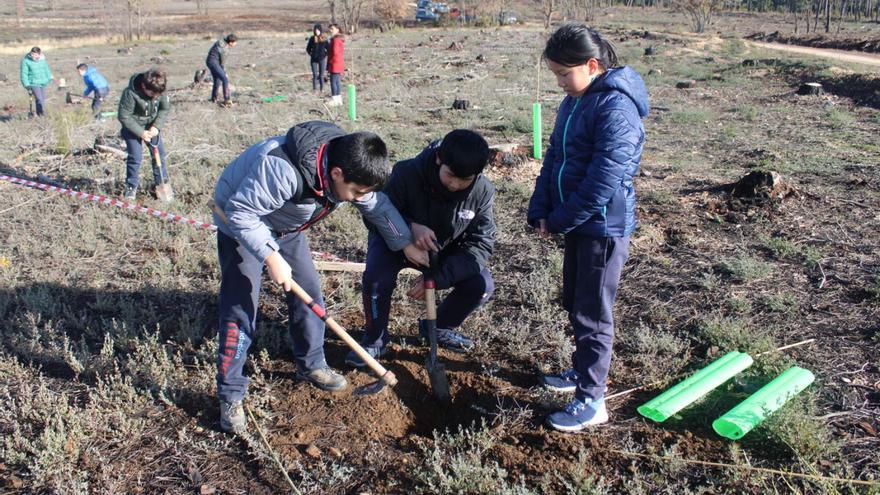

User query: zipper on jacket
[557,97,582,203]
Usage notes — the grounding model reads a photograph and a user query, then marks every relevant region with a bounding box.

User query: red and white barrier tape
[0,174,348,263]
[1,174,217,230]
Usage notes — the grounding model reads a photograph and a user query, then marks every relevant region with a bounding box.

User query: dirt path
[747,40,880,67]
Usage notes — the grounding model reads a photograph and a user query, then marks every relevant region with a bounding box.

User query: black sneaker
[345,346,387,368]
[418,320,474,353]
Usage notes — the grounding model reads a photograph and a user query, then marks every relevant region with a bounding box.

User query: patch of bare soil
[747,31,880,53]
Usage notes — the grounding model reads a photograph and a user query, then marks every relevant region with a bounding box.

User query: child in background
[206,34,237,107]
[77,63,110,116]
[527,24,649,432]
[20,47,53,117]
[326,23,345,106]
[117,68,171,200]
[211,120,427,434]
[306,24,329,93]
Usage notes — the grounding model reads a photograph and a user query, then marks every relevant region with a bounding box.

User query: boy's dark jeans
[360,233,494,349]
[92,87,109,113]
[330,73,341,96]
[29,86,46,116]
[207,61,230,102]
[121,127,168,190]
[216,230,328,403]
[562,234,630,402]
[311,58,327,91]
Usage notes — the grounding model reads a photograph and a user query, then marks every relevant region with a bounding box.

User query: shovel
[210,202,396,396]
[145,138,174,202]
[424,250,451,402]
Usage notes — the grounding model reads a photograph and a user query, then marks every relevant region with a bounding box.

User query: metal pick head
[352,380,387,397]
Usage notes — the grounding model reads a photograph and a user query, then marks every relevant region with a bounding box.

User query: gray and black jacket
[206,40,230,67]
[379,140,496,289]
[213,121,412,262]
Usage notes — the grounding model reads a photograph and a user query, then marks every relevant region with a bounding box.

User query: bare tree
[196,0,208,15]
[333,0,370,34]
[672,0,717,32]
[375,0,409,28]
[536,0,557,28]
[16,0,25,26]
[327,0,338,23]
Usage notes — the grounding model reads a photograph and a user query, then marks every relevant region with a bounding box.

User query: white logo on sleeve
[458,209,475,220]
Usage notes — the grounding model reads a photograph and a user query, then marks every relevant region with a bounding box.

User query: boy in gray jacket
[212,120,427,434]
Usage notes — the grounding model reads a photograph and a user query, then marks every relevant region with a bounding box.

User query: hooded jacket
[328,35,345,73]
[379,141,496,289]
[20,53,53,88]
[81,65,109,97]
[527,66,649,237]
[306,35,329,63]
[213,121,413,263]
[117,73,171,137]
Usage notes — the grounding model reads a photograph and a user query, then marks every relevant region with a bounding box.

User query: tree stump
[0,73,8,82]
[447,41,464,51]
[676,79,697,89]
[644,45,656,56]
[731,171,796,201]
[193,69,208,84]
[797,82,824,96]
[117,47,133,55]
[452,99,470,110]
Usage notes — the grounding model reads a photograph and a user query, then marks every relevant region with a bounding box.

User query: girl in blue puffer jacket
[527,24,649,433]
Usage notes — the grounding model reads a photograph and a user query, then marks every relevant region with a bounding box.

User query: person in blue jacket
[527,24,649,432]
[77,63,110,115]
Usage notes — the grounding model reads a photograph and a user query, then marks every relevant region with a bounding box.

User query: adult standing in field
[306,24,329,94]
[326,23,345,107]
[206,34,237,107]
[77,63,110,116]
[117,68,172,200]
[527,24,649,432]
[20,47,53,117]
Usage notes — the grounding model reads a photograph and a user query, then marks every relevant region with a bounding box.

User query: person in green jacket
[117,68,171,200]
[20,47,53,117]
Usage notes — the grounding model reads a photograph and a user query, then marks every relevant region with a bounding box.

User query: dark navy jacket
[527,66,649,237]
[379,141,496,290]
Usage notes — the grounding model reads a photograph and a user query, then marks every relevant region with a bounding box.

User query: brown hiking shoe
[296,366,348,392]
[220,399,246,434]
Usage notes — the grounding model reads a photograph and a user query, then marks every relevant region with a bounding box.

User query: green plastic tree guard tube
[532,102,542,160]
[637,351,754,422]
[348,84,357,121]
[713,366,815,440]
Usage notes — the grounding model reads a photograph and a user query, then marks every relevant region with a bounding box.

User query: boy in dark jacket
[206,34,237,106]
[77,63,109,115]
[346,129,496,367]
[212,120,427,434]
[117,68,171,200]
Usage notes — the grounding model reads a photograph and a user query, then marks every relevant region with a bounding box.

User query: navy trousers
[360,232,494,348]
[207,61,230,102]
[91,87,109,114]
[330,73,341,96]
[121,127,169,190]
[562,234,630,401]
[216,230,327,403]
[30,86,46,116]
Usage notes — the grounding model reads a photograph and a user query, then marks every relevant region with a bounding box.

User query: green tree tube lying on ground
[712,366,815,440]
[638,351,754,422]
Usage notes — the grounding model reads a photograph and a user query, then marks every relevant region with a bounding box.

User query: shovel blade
[426,359,451,402]
[352,380,387,397]
[155,182,174,202]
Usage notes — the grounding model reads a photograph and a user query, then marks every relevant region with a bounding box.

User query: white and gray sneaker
[296,365,348,392]
[220,399,246,434]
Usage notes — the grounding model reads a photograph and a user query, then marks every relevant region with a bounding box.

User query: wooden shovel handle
[286,280,397,386]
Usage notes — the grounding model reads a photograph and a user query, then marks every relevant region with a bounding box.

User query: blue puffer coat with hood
[527,66,649,237]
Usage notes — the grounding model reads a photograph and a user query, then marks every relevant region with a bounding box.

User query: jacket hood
[589,66,650,118]
[283,121,346,193]
[127,73,148,98]
[85,65,98,76]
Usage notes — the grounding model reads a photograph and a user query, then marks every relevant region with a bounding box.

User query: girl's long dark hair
[543,24,618,69]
